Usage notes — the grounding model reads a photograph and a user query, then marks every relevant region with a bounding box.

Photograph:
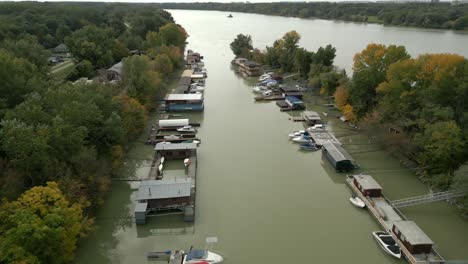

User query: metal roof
[136,178,191,201]
[165,94,203,101]
[134,202,148,213]
[285,96,302,104]
[322,142,354,162]
[108,61,123,75]
[155,142,197,151]
[353,174,382,190]
[302,111,321,121]
[393,221,434,245]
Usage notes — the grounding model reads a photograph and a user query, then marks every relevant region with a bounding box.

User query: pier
[346,174,445,264]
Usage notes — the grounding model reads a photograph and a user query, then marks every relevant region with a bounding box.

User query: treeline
[158,2,468,30]
[335,44,468,213]
[0,2,186,263]
[231,34,468,216]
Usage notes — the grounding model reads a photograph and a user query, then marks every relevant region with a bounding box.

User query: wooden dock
[254,95,284,101]
[346,175,445,264]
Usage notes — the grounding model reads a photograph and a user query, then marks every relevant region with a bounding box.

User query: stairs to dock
[391,190,466,208]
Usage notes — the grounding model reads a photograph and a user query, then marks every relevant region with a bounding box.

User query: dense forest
[0,2,187,263]
[158,2,468,30]
[231,32,468,217]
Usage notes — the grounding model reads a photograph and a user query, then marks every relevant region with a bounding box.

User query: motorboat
[183,249,223,264]
[252,85,267,93]
[288,130,306,138]
[164,135,181,140]
[160,156,165,164]
[299,144,319,151]
[292,135,312,143]
[349,194,366,208]
[372,231,401,259]
[182,140,201,145]
[177,126,197,133]
[158,164,163,173]
[184,158,191,167]
[307,124,325,131]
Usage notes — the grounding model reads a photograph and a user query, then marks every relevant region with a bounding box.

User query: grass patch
[367,16,383,24]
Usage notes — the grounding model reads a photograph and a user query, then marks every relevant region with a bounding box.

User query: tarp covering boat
[159,119,189,128]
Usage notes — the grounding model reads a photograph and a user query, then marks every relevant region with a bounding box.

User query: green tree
[230,34,253,57]
[154,53,174,74]
[0,182,91,264]
[158,23,187,47]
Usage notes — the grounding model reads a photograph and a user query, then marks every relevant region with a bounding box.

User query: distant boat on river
[227,14,233,18]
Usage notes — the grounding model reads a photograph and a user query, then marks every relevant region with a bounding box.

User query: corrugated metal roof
[393,221,434,245]
[155,142,197,151]
[353,174,382,190]
[322,142,354,162]
[136,178,191,201]
[166,94,203,101]
[154,142,197,151]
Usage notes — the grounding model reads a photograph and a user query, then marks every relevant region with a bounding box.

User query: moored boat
[288,130,306,138]
[183,249,223,264]
[164,135,181,140]
[349,194,365,208]
[372,231,401,259]
[292,135,312,143]
[177,125,197,133]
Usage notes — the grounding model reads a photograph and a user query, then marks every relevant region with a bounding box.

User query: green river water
[75,10,468,264]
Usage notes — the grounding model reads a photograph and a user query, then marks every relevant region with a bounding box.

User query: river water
[75,10,468,264]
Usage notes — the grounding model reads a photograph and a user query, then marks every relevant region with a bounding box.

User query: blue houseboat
[165,94,204,112]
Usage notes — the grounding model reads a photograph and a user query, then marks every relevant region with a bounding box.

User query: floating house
[352,174,382,197]
[392,221,434,255]
[279,86,303,98]
[135,178,192,224]
[239,60,262,77]
[302,111,321,125]
[231,57,248,66]
[164,94,204,112]
[155,142,197,160]
[285,96,305,110]
[322,142,356,172]
[186,50,202,64]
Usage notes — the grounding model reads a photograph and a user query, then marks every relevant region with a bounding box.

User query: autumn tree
[0,182,91,264]
[349,44,409,118]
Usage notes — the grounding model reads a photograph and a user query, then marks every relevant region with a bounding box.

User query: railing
[391,190,466,208]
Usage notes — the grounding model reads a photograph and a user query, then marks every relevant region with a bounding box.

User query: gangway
[391,190,466,208]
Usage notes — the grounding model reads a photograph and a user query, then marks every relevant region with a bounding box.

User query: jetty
[346,174,445,264]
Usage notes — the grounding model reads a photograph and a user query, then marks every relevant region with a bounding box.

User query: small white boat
[160,156,165,163]
[372,231,401,259]
[177,126,197,133]
[292,136,312,143]
[183,249,223,264]
[193,140,201,145]
[184,158,191,167]
[164,135,181,140]
[158,164,163,173]
[307,124,324,131]
[288,130,306,138]
[349,195,366,208]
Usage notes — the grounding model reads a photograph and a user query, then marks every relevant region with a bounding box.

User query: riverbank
[157,2,468,31]
[73,10,468,264]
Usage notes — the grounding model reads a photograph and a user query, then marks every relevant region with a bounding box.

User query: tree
[313,44,336,67]
[158,23,187,48]
[414,121,465,175]
[452,163,468,217]
[0,182,91,264]
[230,34,253,57]
[294,47,313,77]
[154,53,174,74]
[122,55,162,105]
[115,95,147,140]
[349,44,409,118]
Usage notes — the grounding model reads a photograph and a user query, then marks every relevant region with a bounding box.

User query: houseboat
[164,94,204,112]
[322,142,357,172]
[238,60,262,77]
[301,111,321,125]
[285,96,305,110]
[392,221,434,255]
